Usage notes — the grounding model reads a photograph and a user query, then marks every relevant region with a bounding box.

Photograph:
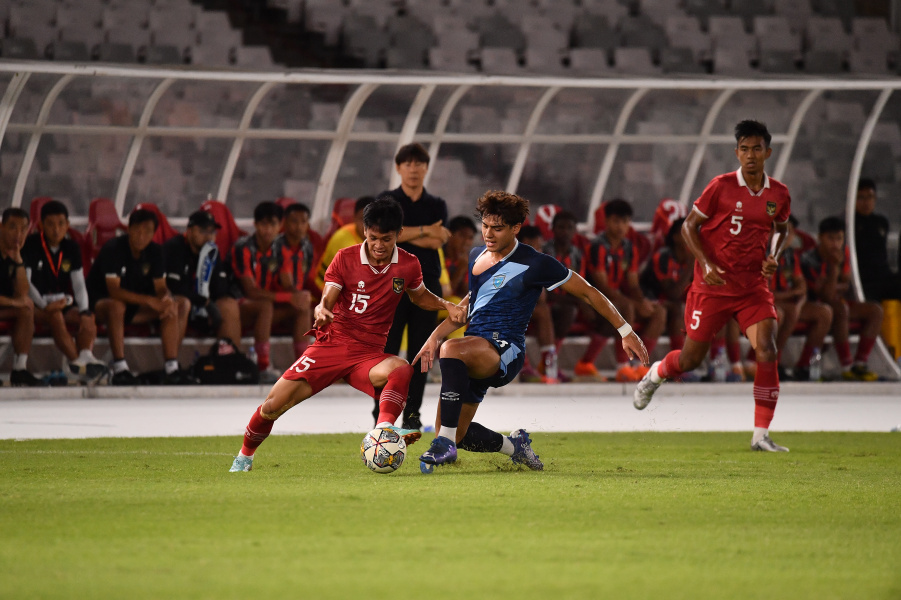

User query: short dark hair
[665,217,685,249]
[734,120,771,147]
[362,197,404,233]
[818,216,845,235]
[603,199,633,219]
[857,178,876,192]
[394,142,430,165]
[284,203,310,217]
[476,190,530,226]
[355,196,376,214]
[2,207,28,224]
[253,201,283,223]
[518,224,542,241]
[552,210,578,228]
[40,200,69,221]
[448,215,477,234]
[129,208,158,231]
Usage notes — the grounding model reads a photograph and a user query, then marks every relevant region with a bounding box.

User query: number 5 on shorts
[690,310,702,330]
[293,356,316,373]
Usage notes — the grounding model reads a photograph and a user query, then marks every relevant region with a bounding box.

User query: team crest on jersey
[392,278,404,293]
[142,262,150,276]
[61,259,71,273]
[492,274,506,289]
[266,258,277,272]
[766,201,777,216]
[358,281,365,290]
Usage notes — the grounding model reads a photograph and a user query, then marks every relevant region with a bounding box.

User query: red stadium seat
[649,197,688,252]
[323,197,357,241]
[533,203,562,241]
[200,199,247,259]
[85,197,126,262]
[27,197,53,234]
[132,202,178,245]
[275,196,297,210]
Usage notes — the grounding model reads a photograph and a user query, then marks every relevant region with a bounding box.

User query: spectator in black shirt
[22,200,106,383]
[0,208,43,386]
[854,178,901,301]
[163,210,241,345]
[379,143,451,429]
[87,209,192,385]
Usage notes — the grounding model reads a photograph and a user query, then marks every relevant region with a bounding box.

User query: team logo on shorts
[492,274,506,289]
[766,201,777,216]
[392,278,404,293]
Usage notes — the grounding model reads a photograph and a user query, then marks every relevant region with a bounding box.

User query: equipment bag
[192,338,260,384]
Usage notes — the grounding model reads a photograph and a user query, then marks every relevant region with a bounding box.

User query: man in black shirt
[87,209,192,385]
[163,210,241,345]
[0,208,44,386]
[854,178,901,301]
[379,143,451,429]
[23,200,106,383]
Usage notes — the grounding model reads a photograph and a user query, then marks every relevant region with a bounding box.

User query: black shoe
[402,411,423,431]
[10,369,49,387]
[111,370,140,386]
[163,368,199,385]
[777,365,795,382]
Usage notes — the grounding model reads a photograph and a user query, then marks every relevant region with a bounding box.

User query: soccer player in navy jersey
[633,120,793,452]
[229,198,466,472]
[413,190,649,471]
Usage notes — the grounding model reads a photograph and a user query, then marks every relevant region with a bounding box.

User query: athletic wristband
[617,323,633,338]
[274,291,292,303]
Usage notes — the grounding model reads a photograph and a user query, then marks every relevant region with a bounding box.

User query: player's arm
[407,283,466,324]
[398,221,450,249]
[0,261,31,308]
[313,283,340,327]
[412,293,470,372]
[763,221,790,277]
[561,272,649,365]
[682,209,724,285]
[106,275,163,311]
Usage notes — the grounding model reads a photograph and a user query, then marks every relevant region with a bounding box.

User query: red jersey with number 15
[692,169,791,296]
[321,243,424,347]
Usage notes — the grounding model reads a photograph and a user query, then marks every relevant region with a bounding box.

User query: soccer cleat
[509,428,543,471]
[419,436,457,467]
[615,364,638,382]
[229,454,254,472]
[751,434,789,452]
[10,369,49,387]
[633,360,663,410]
[402,411,423,431]
[842,364,878,382]
[386,425,421,446]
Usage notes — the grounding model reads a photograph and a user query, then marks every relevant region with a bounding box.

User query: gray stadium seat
[386,46,427,70]
[427,46,476,72]
[665,15,710,62]
[712,46,754,75]
[568,48,613,76]
[804,50,844,74]
[614,47,661,75]
[479,47,521,74]
[477,14,526,52]
[754,16,802,53]
[145,45,184,64]
[758,49,798,73]
[659,46,706,74]
[806,17,851,55]
[848,48,889,75]
[52,41,91,62]
[96,42,136,64]
[1,37,40,60]
[572,15,619,51]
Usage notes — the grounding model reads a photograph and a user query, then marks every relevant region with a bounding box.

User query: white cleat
[751,435,789,452]
[229,454,254,472]
[633,360,663,410]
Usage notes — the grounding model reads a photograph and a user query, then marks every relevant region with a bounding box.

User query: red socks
[753,361,779,429]
[658,350,684,379]
[240,405,275,456]
[376,363,413,426]
[256,341,272,370]
[581,334,607,364]
[835,340,852,367]
[855,336,876,363]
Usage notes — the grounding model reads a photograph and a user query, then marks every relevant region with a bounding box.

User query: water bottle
[712,347,727,383]
[809,347,822,382]
[543,349,558,382]
[247,345,258,366]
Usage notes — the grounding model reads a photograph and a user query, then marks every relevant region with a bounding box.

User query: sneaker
[386,425,422,446]
[615,365,639,382]
[729,364,747,382]
[402,411,423,431]
[229,454,253,472]
[509,428,543,471]
[518,361,544,383]
[751,434,789,452]
[163,368,199,385]
[258,366,281,384]
[419,436,457,466]
[842,364,878,382]
[776,365,794,382]
[42,370,68,387]
[574,360,600,377]
[633,360,662,410]
[10,369,49,387]
[111,370,140,386]
[69,361,108,383]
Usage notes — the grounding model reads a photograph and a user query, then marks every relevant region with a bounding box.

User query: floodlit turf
[1,432,899,600]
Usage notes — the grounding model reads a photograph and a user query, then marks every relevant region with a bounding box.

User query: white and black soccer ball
[361,428,407,474]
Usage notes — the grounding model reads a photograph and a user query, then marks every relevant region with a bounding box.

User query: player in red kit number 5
[634,120,792,452]
[230,198,466,472]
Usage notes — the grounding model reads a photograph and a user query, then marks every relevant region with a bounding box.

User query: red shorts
[684,285,777,343]
[281,341,391,397]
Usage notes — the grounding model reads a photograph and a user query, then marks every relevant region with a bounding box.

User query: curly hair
[475,190,530,226]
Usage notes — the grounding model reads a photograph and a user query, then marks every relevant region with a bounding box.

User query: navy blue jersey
[466,241,571,353]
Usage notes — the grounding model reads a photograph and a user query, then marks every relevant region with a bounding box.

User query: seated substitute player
[229,198,466,472]
[444,215,478,301]
[0,208,43,386]
[515,225,558,383]
[579,199,665,382]
[413,191,649,471]
[634,120,792,452]
[87,209,192,386]
[163,210,241,345]
[22,200,106,383]
[800,216,883,381]
[276,202,314,359]
[639,217,693,354]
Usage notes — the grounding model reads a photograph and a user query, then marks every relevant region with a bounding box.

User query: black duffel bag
[192,338,260,384]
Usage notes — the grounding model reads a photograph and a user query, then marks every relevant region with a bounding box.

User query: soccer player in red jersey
[229,198,466,472]
[633,120,793,452]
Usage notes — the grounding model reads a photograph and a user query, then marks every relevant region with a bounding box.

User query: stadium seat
[664,15,710,62]
[51,41,91,62]
[804,50,844,74]
[568,48,613,75]
[649,197,688,251]
[1,38,41,60]
[85,197,127,262]
[145,45,184,65]
[614,47,661,75]
[200,199,247,259]
[96,42,137,64]
[480,47,521,74]
[754,16,802,54]
[323,197,357,241]
[27,197,54,234]
[759,50,799,73]
[806,17,852,55]
[533,204,562,241]
[660,47,706,74]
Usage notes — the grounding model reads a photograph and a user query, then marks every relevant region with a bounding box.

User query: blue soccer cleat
[510,429,543,471]
[418,436,457,472]
[229,454,253,472]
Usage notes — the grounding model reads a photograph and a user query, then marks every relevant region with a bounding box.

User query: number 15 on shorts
[293,356,316,373]
[690,310,702,330]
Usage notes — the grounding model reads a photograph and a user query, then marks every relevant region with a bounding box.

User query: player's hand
[45,298,68,313]
[412,335,439,373]
[622,331,650,366]
[313,303,333,327]
[427,220,451,244]
[701,261,726,285]
[446,301,466,325]
[761,255,778,277]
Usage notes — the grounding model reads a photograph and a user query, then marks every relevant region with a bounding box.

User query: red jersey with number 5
[321,243,424,347]
[691,169,791,296]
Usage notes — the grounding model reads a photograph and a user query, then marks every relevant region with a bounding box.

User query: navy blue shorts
[467,334,525,403]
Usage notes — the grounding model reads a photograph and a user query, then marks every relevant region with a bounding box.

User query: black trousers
[375,276,442,423]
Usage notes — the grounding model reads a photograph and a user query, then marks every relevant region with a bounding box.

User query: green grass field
[2,432,899,600]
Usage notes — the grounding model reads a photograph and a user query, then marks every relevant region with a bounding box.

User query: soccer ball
[361,428,407,474]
